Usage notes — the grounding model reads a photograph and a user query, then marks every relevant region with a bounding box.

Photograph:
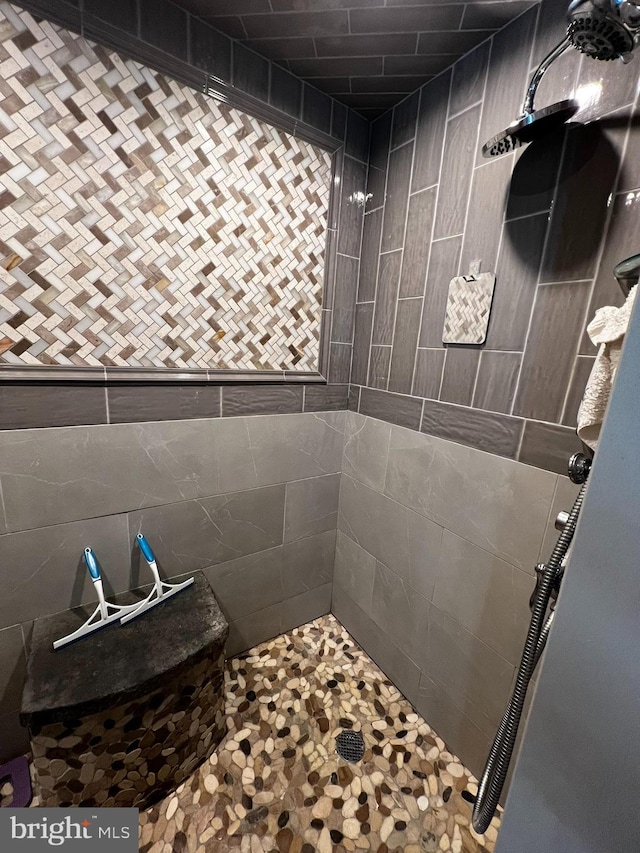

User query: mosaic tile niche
[0,2,332,371]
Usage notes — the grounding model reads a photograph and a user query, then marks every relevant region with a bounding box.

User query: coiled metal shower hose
[471,480,589,833]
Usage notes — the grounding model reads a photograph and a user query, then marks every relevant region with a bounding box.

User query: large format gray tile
[370,561,430,671]
[216,412,345,494]
[128,484,285,578]
[350,4,463,34]
[372,250,402,346]
[384,423,556,571]
[0,385,107,430]
[473,351,522,415]
[0,514,130,629]
[513,281,592,422]
[331,584,421,705]
[191,18,231,80]
[399,187,436,298]
[108,385,220,424]
[342,411,390,492]
[350,303,374,386]
[205,530,335,623]
[221,386,303,418]
[0,420,223,532]
[139,0,188,60]
[284,473,340,543]
[358,209,383,302]
[333,530,376,616]
[415,673,490,780]
[433,105,480,240]
[413,348,445,399]
[232,41,269,102]
[0,624,27,714]
[380,142,413,252]
[0,710,30,764]
[412,69,451,193]
[359,387,423,431]
[423,605,515,738]
[388,298,422,395]
[439,348,480,406]
[339,474,443,600]
[419,235,463,348]
[433,530,532,664]
[421,399,523,459]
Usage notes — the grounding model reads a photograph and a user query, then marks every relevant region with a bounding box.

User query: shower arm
[520,36,573,117]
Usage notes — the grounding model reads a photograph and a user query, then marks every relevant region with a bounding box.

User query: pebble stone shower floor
[138,614,501,853]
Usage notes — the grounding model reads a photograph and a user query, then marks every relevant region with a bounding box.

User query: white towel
[577,286,637,450]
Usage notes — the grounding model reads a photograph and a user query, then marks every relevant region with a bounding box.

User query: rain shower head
[482,0,640,158]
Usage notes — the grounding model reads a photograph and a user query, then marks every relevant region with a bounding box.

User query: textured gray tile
[0,710,30,764]
[108,385,220,424]
[0,624,27,714]
[333,530,376,615]
[190,19,231,79]
[303,384,349,412]
[216,412,345,494]
[391,91,419,149]
[314,33,416,58]
[242,10,348,38]
[339,473,443,601]
[400,186,436,298]
[284,473,340,543]
[0,514,130,628]
[388,298,422,395]
[380,142,413,253]
[518,420,583,476]
[84,0,137,30]
[473,351,522,414]
[439,348,480,406]
[538,475,580,564]
[370,561,430,670]
[562,356,595,427]
[359,387,422,431]
[433,530,532,664]
[342,410,390,492]
[350,4,463,33]
[139,0,188,60]
[411,71,451,192]
[328,343,352,385]
[353,76,426,95]
[450,39,490,116]
[331,585,421,705]
[0,385,107,430]
[128,484,285,578]
[332,254,359,343]
[459,155,513,274]
[302,84,332,130]
[419,235,463,348]
[0,420,223,532]
[369,112,392,172]
[269,63,302,117]
[232,42,270,102]
[221,386,303,417]
[366,165,386,212]
[487,213,548,351]
[434,105,480,240]
[421,399,523,458]
[358,209,383,302]
[350,303,374,386]
[345,110,370,163]
[415,674,490,779]
[368,345,391,390]
[338,156,367,257]
[348,385,360,412]
[372,250,402,346]
[413,348,445,399]
[384,423,556,570]
[424,605,515,737]
[513,282,592,422]
[204,530,334,622]
[331,100,347,141]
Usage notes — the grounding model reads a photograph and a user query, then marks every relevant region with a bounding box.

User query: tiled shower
[0,0,639,850]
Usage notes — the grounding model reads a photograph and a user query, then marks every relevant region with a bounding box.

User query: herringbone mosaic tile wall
[0,1,331,371]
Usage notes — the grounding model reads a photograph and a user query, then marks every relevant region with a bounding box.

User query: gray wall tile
[372,250,402,346]
[369,112,391,171]
[222,385,303,417]
[518,420,583,476]
[302,84,332,130]
[450,40,490,116]
[108,385,220,424]
[0,624,27,714]
[350,303,374,386]
[399,186,436,298]
[0,710,30,764]
[269,63,302,117]
[0,514,130,628]
[413,348,445,399]
[342,410,390,491]
[128,484,285,577]
[384,423,556,571]
[359,387,422,430]
[412,69,451,193]
[370,560,430,670]
[439,348,480,406]
[421,399,523,459]
[0,384,107,430]
[232,42,269,102]
[391,90,419,149]
[473,351,522,415]
[419,235,462,348]
[328,343,352,384]
[388,298,422,395]
[350,4,463,34]
[358,209,383,302]
[190,19,231,79]
[139,0,188,59]
[284,473,340,543]
[333,530,376,615]
[303,384,349,412]
[332,254,359,343]
[367,345,390,390]
[433,105,480,240]
[338,156,367,257]
[459,154,513,274]
[538,475,580,563]
[380,142,413,252]
[345,109,369,163]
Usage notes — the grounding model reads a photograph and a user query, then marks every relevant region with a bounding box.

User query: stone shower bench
[20,572,228,809]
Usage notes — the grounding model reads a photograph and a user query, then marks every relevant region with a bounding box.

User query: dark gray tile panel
[303,384,349,412]
[139,0,188,60]
[221,385,303,417]
[328,343,352,384]
[413,348,445,399]
[388,299,422,395]
[372,250,402,346]
[421,399,523,459]
[450,39,490,116]
[0,384,107,430]
[350,5,463,34]
[269,63,302,118]
[338,156,367,257]
[190,19,232,80]
[358,209,383,302]
[350,303,374,387]
[473,351,522,415]
[380,142,413,253]
[284,473,340,543]
[391,90,419,150]
[232,41,270,102]
[359,387,422,430]
[368,345,391,390]
[84,0,137,30]
[399,186,436,298]
[439,347,480,406]
[419,236,462,348]
[0,625,27,714]
[433,104,480,240]
[331,254,359,343]
[518,420,583,476]
[302,84,332,130]
[459,154,513,274]
[108,385,220,424]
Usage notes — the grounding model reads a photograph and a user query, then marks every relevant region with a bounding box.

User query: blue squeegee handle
[136,533,156,564]
[83,547,101,580]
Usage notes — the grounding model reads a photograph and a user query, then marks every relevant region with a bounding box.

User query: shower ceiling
[170,0,539,118]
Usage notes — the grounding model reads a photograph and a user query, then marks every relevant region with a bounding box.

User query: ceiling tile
[314,34,417,57]
[309,77,352,94]
[288,57,385,78]
[241,11,349,39]
[350,75,428,94]
[243,38,316,60]
[271,0,383,9]
[416,30,492,53]
[384,55,456,76]
[349,5,464,34]
[462,1,536,30]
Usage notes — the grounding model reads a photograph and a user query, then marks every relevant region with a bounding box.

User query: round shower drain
[335,729,365,763]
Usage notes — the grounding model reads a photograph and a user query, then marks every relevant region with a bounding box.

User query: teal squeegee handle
[83,547,100,580]
[136,533,156,564]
